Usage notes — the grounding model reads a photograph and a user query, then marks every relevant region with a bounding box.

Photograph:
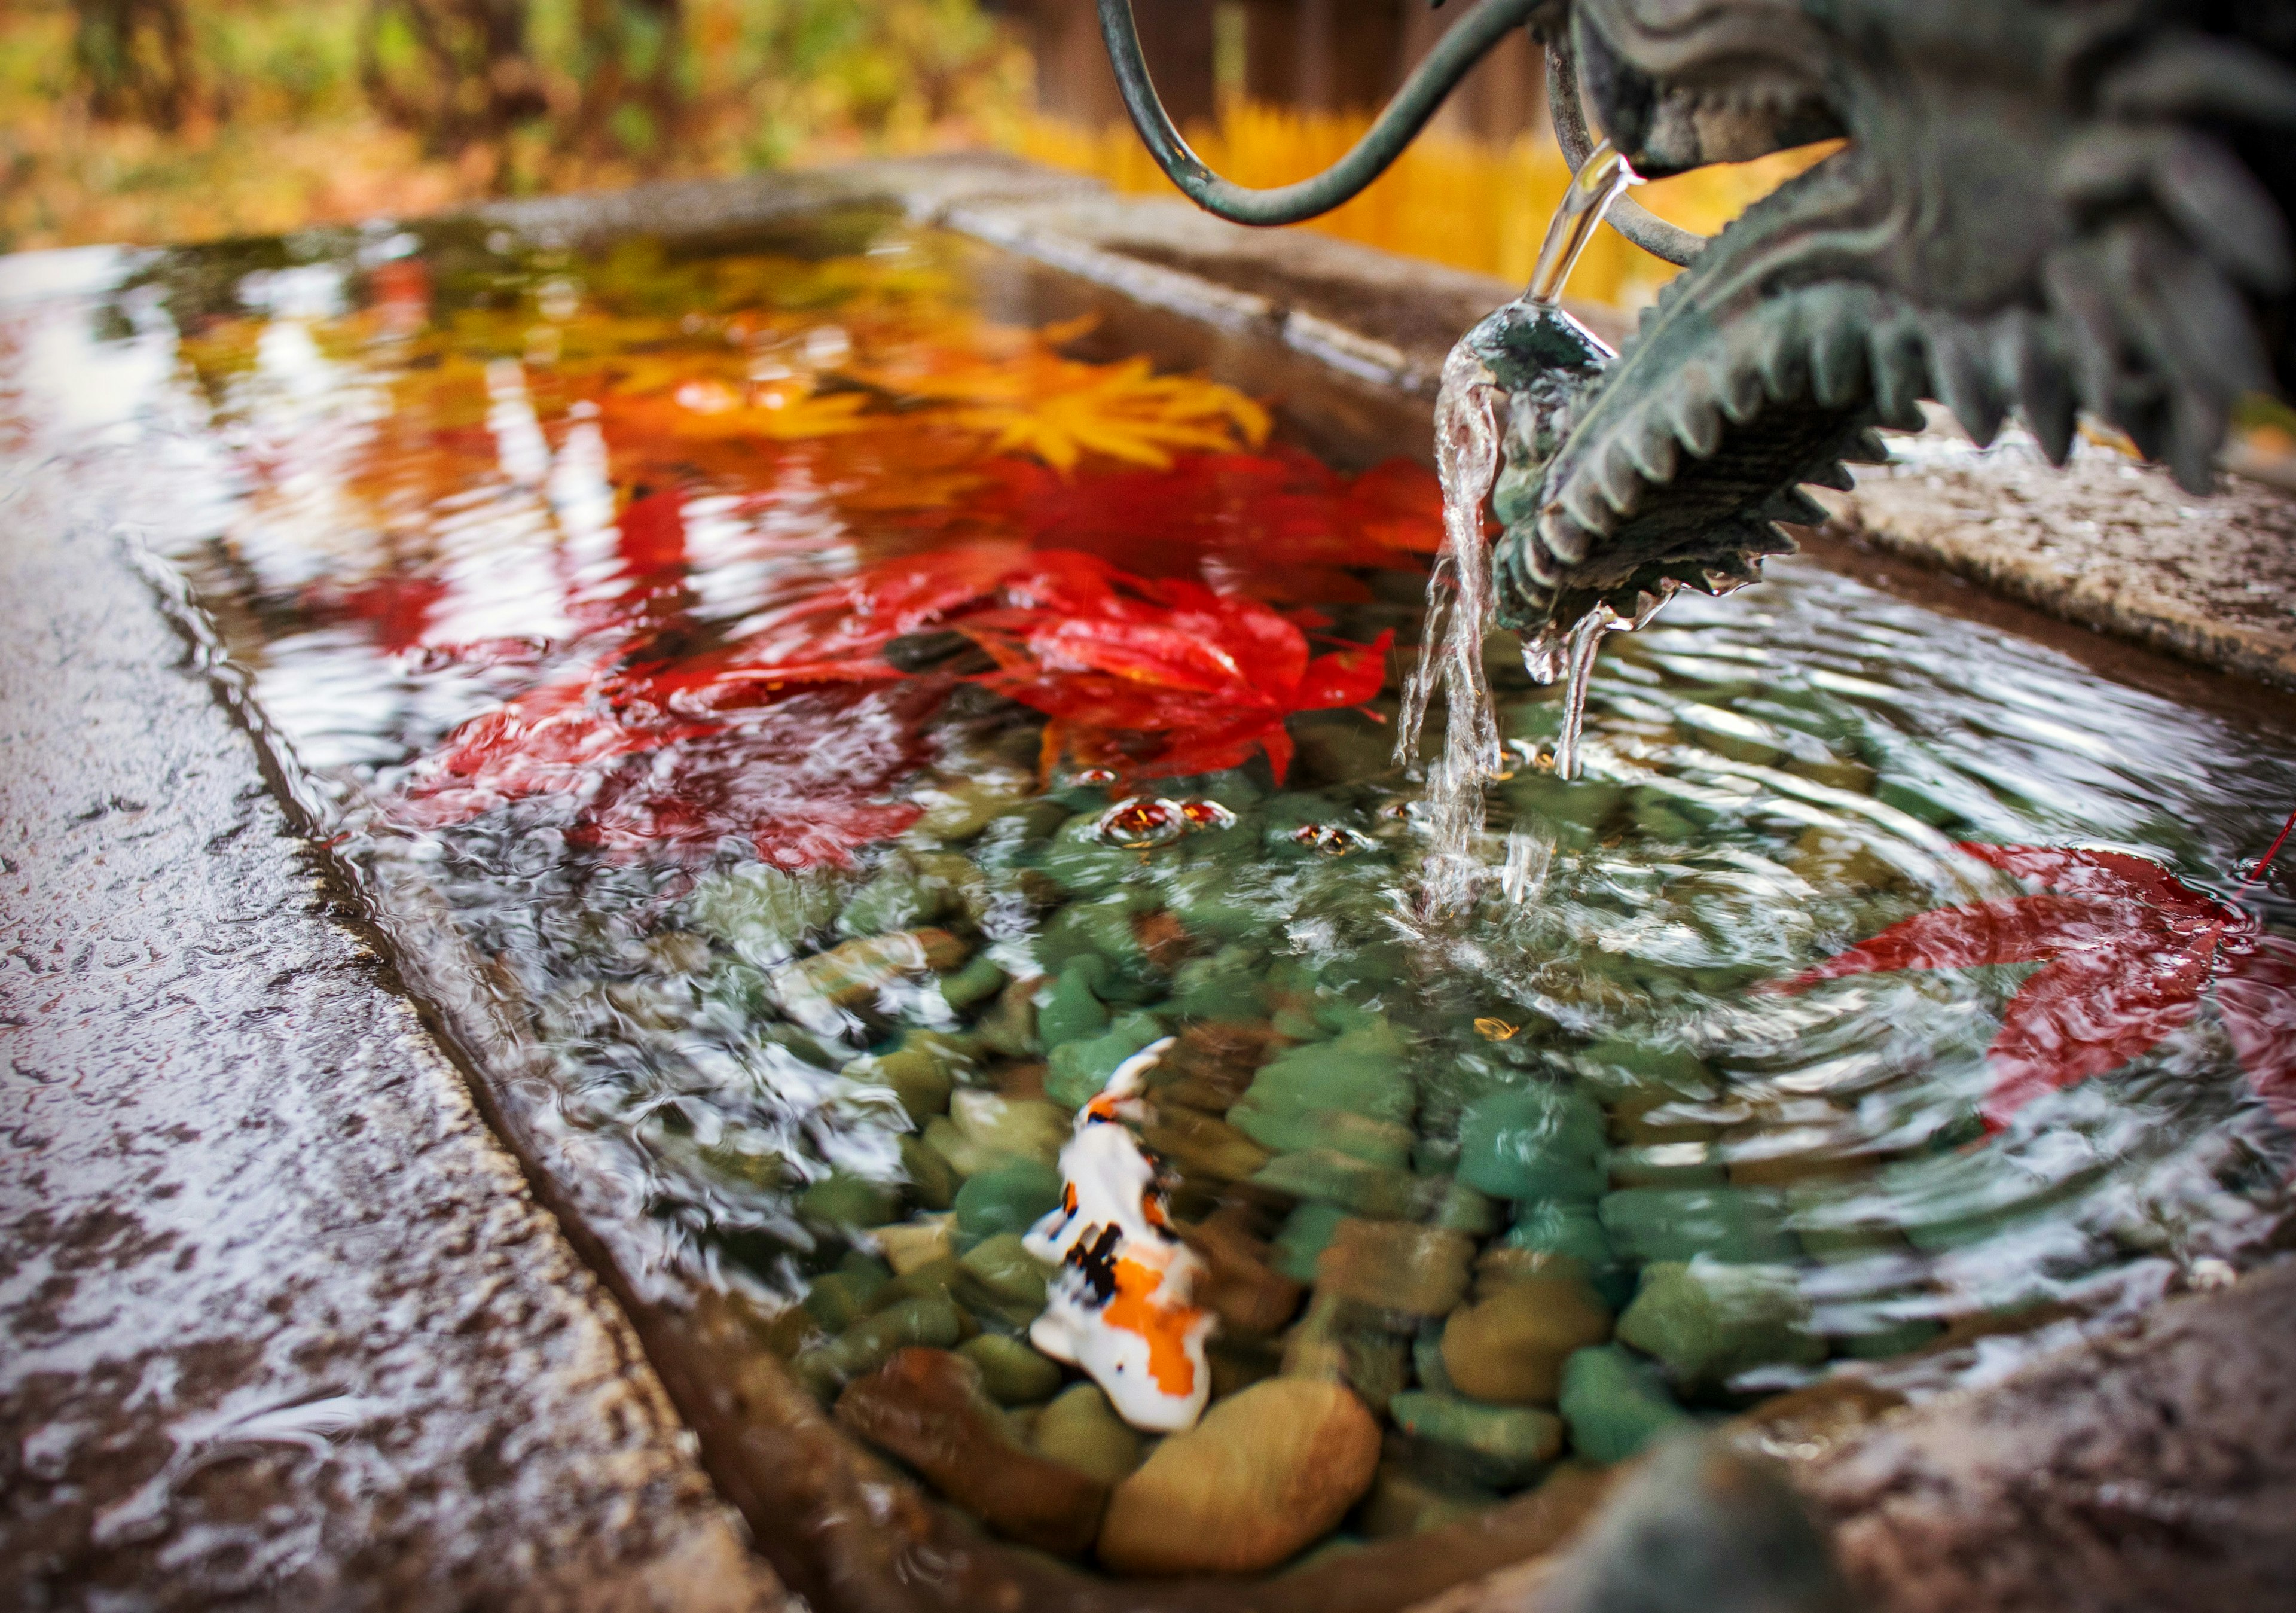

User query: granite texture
[0,457,783,1610]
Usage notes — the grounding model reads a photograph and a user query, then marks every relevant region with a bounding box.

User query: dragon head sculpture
[1485,0,2296,636]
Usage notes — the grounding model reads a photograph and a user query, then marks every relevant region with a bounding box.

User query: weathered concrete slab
[1820,434,2296,691]
[0,463,783,1606]
[1800,1258,2296,1613]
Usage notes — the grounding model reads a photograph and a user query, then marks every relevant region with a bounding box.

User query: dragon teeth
[1868,316,1931,431]
[1668,391,1726,458]
[1623,414,1681,483]
[1536,507,1592,568]
[1810,312,1869,409]
[1841,428,1892,465]
[1595,442,1644,517]
[1763,488,1832,525]
[1926,318,2005,447]
[1719,361,1767,425]
[1559,476,1619,536]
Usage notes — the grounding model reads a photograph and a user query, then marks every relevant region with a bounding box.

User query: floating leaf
[1772,842,2294,1132]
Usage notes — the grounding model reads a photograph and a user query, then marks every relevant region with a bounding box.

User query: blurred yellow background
[0,0,1802,309]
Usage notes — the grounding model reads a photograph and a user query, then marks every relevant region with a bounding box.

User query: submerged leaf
[1776,841,2291,1132]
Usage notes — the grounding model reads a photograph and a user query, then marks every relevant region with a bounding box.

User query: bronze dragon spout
[1095,0,2296,638]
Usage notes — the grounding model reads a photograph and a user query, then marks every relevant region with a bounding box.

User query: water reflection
[4,209,2293,1568]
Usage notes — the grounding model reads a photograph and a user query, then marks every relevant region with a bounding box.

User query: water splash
[1398,142,1641,904]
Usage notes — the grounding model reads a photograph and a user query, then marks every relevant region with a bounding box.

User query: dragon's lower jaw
[1483,264,2120,639]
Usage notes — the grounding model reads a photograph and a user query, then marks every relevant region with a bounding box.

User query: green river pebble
[1045,1011,1167,1109]
[1036,955,1113,1048]
[1558,1344,1696,1464]
[793,1293,963,1398]
[1455,1085,1608,1201]
[1387,1391,1563,1487]
[954,1160,1063,1243]
[798,1172,903,1228]
[1599,1187,1796,1264]
[959,1334,1065,1405]
[1616,1261,1825,1387]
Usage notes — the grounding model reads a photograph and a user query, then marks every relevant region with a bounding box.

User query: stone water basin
[5,195,2292,1609]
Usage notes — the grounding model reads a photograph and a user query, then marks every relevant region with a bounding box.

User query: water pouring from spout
[1397,142,1642,908]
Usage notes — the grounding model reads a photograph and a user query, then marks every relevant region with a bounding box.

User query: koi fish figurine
[1024,1036,1216,1433]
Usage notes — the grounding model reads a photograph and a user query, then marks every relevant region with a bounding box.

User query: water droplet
[1096,796,1189,849]
[1177,798,1236,831]
[1291,823,1375,856]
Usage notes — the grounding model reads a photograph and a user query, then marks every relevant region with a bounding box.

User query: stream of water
[1398,142,1646,911]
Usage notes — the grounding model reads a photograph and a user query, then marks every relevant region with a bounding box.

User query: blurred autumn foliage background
[4,0,1813,309]
[1,0,1030,250]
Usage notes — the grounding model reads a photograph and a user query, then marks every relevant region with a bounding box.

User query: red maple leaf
[392,535,1391,862]
[1770,843,2296,1132]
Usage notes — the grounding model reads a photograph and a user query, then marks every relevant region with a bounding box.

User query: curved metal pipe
[1544,29,1706,266]
[1095,0,1543,227]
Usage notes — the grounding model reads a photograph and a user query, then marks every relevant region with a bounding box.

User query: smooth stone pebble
[1282,1293,1408,1413]
[798,1172,903,1228]
[1179,1213,1302,1336]
[1357,1461,1501,1539]
[876,1216,954,1274]
[1045,1011,1166,1109]
[959,1231,1052,1309]
[1031,1382,1144,1484]
[1504,1200,1616,1267]
[835,1347,1106,1555]
[951,1089,1070,1168]
[1169,946,1265,1019]
[1037,955,1113,1048]
[940,952,1010,1010]
[1252,1149,1428,1219]
[1558,1344,1695,1465]
[844,1045,954,1124]
[775,928,968,1011]
[899,1135,958,1211]
[1616,1260,1825,1387]
[1239,1020,1415,1124]
[1456,1085,1608,1201]
[1140,1105,1271,1181]
[1442,1273,1613,1405]
[1574,1035,1715,1102]
[1599,1187,1796,1264]
[1388,1390,1563,1487]
[1229,1103,1414,1167]
[686,864,840,966]
[960,1334,1066,1405]
[794,1294,962,1398]
[1097,1377,1381,1575]
[836,865,954,939]
[801,1268,886,1333]
[1315,1219,1472,1316]
[1271,1200,1349,1283]
[954,1160,1063,1242]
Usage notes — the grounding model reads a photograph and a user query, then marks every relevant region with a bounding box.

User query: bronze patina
[1098,0,2296,636]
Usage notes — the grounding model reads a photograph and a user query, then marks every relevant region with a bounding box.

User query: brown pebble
[834,1347,1107,1556]
[1443,1273,1613,1406]
[1098,1377,1381,1575]
[1152,1021,1279,1114]
[1181,1209,1305,1336]
[1317,1219,1473,1316]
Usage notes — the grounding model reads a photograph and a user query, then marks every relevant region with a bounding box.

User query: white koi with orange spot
[1024,1036,1215,1432]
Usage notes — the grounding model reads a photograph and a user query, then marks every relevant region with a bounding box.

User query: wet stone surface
[0,462,780,1607]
